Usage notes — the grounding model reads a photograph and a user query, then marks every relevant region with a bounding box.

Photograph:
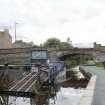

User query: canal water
[8,87,84,105]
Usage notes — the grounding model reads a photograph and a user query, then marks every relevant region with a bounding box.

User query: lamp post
[15,22,18,42]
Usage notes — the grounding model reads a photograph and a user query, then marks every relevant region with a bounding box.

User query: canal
[8,87,84,105]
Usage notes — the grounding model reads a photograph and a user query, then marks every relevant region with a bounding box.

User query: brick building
[0,29,12,49]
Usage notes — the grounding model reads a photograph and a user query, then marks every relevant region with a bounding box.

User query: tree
[43,38,61,48]
[60,42,72,49]
[43,37,72,49]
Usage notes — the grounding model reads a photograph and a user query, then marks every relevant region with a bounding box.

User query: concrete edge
[79,67,97,105]
[79,67,92,79]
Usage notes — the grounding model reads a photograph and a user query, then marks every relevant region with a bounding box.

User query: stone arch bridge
[0,47,105,64]
[48,48,105,63]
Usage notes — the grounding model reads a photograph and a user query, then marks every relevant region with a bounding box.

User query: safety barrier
[49,62,65,82]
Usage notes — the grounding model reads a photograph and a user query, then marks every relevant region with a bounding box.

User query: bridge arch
[48,48,98,64]
[58,52,93,61]
[57,51,94,68]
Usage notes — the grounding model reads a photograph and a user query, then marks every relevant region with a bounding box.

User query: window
[31,51,48,60]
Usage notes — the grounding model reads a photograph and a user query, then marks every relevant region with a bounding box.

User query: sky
[0,0,105,45]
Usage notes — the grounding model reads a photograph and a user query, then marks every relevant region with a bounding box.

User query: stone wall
[0,47,47,64]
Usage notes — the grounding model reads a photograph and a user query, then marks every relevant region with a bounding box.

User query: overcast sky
[0,0,105,45]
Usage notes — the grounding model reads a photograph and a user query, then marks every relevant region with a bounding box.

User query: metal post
[35,63,41,85]
[4,63,8,76]
[15,22,18,42]
[38,66,41,84]
[80,54,82,64]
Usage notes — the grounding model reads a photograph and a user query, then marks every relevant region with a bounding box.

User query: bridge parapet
[0,47,104,65]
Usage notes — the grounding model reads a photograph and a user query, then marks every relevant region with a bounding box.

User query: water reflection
[5,85,83,105]
[9,97,30,105]
[49,87,82,105]
[31,86,58,105]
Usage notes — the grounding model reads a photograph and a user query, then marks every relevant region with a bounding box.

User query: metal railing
[49,62,65,82]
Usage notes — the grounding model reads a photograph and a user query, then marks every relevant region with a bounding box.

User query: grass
[96,63,104,67]
[0,65,23,70]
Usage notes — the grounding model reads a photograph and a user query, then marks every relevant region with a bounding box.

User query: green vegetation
[64,55,94,69]
[65,59,78,68]
[60,42,71,49]
[43,37,72,49]
[0,65,22,70]
[66,70,77,79]
[8,65,22,69]
[0,65,4,69]
[43,38,61,48]
[96,63,105,68]
[0,75,13,90]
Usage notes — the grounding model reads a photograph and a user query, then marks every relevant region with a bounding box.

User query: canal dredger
[0,49,66,99]
[31,49,66,85]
